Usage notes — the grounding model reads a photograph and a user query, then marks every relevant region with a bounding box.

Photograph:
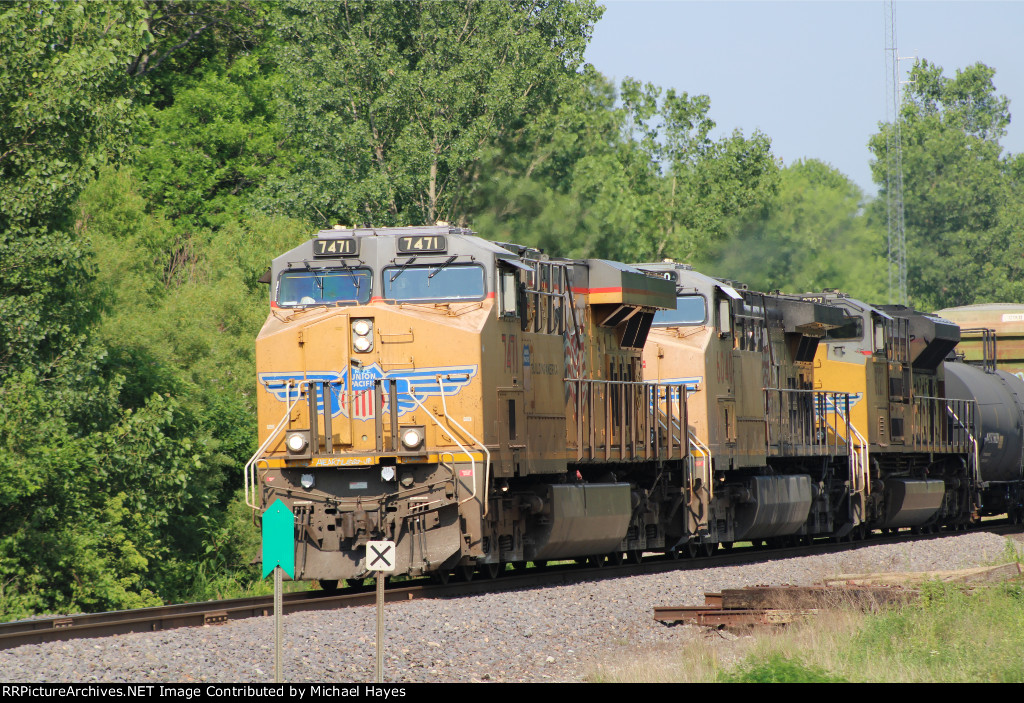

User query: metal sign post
[366,540,396,683]
[262,499,296,684]
[273,566,283,683]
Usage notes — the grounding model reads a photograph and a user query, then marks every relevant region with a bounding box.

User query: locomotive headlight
[381,465,396,482]
[286,432,308,453]
[300,473,315,489]
[352,319,374,353]
[400,426,425,450]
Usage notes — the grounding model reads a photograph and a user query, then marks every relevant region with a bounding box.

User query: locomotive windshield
[383,263,486,302]
[653,295,707,326]
[277,268,372,307]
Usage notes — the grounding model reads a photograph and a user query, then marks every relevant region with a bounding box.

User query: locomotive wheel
[720,541,734,551]
[511,561,527,571]
[588,555,605,568]
[703,542,717,558]
[686,542,699,559]
[667,548,681,560]
[480,563,502,579]
[457,565,475,582]
[625,549,643,564]
[318,579,340,593]
[533,560,548,570]
[431,570,451,586]
[608,551,624,566]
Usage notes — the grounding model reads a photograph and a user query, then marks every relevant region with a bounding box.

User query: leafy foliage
[471,69,779,262]
[869,60,1024,309]
[699,159,887,300]
[267,0,603,227]
[0,1,146,376]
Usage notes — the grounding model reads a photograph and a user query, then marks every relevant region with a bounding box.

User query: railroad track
[3,522,1021,651]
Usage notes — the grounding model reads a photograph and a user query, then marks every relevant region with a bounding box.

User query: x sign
[366,541,396,572]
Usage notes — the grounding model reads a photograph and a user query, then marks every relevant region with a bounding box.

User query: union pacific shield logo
[259,364,478,420]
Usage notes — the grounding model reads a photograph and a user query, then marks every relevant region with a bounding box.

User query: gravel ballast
[2,531,1018,684]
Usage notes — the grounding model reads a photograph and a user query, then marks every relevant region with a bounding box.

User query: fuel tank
[944,361,1024,483]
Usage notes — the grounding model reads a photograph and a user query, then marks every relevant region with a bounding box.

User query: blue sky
[585,1,1024,197]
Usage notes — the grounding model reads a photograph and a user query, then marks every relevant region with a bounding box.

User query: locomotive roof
[310,225,521,258]
[633,261,743,298]
[798,292,895,322]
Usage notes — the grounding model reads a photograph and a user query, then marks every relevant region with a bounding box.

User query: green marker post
[262,499,295,683]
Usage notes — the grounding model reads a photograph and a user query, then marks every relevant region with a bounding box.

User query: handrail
[827,391,869,495]
[657,383,710,497]
[405,376,491,516]
[406,391,476,509]
[651,383,687,460]
[761,386,869,495]
[436,374,492,516]
[567,378,687,462]
[687,428,713,500]
[960,327,997,373]
[245,379,305,509]
[946,402,981,489]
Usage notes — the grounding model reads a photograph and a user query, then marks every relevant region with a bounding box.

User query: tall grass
[840,580,1024,682]
[589,546,1024,683]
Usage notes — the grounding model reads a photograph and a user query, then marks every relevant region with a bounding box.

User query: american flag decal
[339,389,376,421]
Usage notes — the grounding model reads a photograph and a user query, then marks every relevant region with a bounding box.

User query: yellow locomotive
[806,295,1021,532]
[245,225,695,583]
[638,263,860,549]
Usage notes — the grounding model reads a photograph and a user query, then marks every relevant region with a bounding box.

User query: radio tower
[885,0,909,306]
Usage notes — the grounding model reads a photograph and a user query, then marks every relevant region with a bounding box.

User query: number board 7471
[397,235,447,254]
[313,238,358,257]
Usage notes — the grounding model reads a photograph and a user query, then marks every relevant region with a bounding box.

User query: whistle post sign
[262,499,295,578]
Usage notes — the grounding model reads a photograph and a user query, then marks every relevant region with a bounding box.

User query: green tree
[0,0,146,375]
[266,0,602,228]
[129,1,271,108]
[869,60,1023,309]
[470,69,778,263]
[699,159,886,300]
[0,2,278,618]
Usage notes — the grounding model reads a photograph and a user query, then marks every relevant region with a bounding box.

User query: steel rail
[3,523,1020,651]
